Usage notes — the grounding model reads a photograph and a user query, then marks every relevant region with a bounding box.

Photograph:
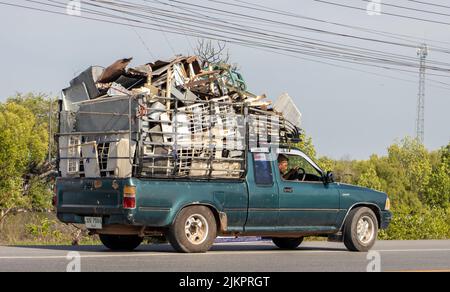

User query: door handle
[284,187,293,193]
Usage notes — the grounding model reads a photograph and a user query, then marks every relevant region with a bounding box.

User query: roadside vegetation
[0,93,449,245]
[314,137,450,240]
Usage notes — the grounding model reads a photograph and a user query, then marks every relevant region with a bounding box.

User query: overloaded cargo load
[58,55,303,180]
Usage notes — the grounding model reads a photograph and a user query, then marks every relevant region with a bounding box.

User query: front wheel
[272,237,304,250]
[167,206,217,253]
[343,207,378,252]
[99,234,143,251]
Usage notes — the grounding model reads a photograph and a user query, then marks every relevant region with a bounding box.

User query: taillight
[123,185,136,209]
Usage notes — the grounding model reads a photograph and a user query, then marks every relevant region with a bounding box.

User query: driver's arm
[283,167,299,180]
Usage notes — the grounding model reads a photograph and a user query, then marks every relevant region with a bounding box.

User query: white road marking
[0,248,449,260]
[376,249,450,253]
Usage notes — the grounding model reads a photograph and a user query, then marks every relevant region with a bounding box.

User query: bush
[25,217,62,241]
[379,206,450,240]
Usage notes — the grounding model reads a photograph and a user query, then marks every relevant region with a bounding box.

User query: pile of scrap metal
[58,55,302,179]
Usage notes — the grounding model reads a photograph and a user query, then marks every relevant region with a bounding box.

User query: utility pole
[416,43,428,144]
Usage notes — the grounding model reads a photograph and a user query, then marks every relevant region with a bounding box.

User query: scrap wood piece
[186,55,199,64]
[248,101,272,108]
[191,70,222,80]
[151,56,189,75]
[173,63,189,86]
[132,84,160,97]
[185,77,218,89]
[243,93,267,103]
[96,82,112,91]
[184,56,202,79]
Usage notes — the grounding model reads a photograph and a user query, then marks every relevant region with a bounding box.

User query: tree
[0,101,49,222]
[423,144,450,208]
[317,156,335,173]
[295,132,317,160]
[357,164,383,191]
[7,93,58,161]
[387,137,432,202]
[195,39,230,65]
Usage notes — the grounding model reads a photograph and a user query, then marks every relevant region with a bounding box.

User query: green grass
[0,212,97,246]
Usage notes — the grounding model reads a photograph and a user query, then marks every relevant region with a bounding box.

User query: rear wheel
[167,206,217,253]
[99,234,143,251]
[272,237,304,250]
[343,207,378,252]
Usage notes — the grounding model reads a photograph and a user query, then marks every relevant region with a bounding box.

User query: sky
[0,0,449,160]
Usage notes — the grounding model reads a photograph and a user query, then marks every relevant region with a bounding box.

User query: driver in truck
[278,154,298,181]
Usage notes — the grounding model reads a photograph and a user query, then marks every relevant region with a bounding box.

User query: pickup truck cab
[56,148,392,253]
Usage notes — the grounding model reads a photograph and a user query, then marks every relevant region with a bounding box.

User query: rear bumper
[57,213,131,226]
[57,206,134,225]
[57,210,165,236]
[380,210,393,230]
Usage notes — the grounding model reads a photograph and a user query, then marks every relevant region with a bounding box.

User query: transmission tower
[416,44,428,144]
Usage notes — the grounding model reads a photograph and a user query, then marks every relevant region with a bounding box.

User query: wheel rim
[185,214,209,245]
[357,216,375,245]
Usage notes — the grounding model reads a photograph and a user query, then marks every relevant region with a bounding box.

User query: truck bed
[56,177,249,232]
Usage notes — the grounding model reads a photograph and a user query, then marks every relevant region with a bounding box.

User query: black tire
[343,207,378,252]
[272,237,304,250]
[99,234,143,251]
[167,206,217,253]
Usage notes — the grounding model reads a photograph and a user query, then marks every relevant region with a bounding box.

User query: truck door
[244,152,279,231]
[276,150,340,231]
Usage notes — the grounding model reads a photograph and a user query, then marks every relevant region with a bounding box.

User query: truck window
[283,154,323,182]
[253,153,273,185]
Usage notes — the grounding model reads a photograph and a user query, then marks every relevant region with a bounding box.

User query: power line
[313,0,450,26]
[359,0,450,18]
[139,1,176,56]
[3,0,450,90]
[13,0,449,72]
[238,40,450,91]
[135,0,450,67]
[407,0,450,11]
[6,1,446,75]
[123,14,157,59]
[159,0,195,55]
[9,0,450,71]
[110,1,450,69]
[229,0,450,49]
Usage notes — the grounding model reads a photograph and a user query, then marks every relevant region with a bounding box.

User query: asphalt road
[0,240,449,272]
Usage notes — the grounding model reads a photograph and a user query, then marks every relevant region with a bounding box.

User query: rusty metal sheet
[97,58,133,83]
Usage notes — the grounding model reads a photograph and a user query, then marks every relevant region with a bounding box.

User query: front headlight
[385,197,391,211]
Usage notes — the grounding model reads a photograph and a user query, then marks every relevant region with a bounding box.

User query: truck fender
[339,203,382,231]
[170,203,227,233]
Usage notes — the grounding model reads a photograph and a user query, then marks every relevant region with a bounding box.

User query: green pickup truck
[56,148,392,253]
[56,58,391,253]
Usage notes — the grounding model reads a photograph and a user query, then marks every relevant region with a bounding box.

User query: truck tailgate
[56,178,126,215]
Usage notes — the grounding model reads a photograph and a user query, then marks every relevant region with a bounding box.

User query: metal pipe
[56,131,133,136]
[76,111,130,116]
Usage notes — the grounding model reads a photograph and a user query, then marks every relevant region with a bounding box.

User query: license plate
[85,217,102,229]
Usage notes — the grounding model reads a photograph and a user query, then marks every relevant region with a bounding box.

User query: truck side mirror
[324,171,334,184]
